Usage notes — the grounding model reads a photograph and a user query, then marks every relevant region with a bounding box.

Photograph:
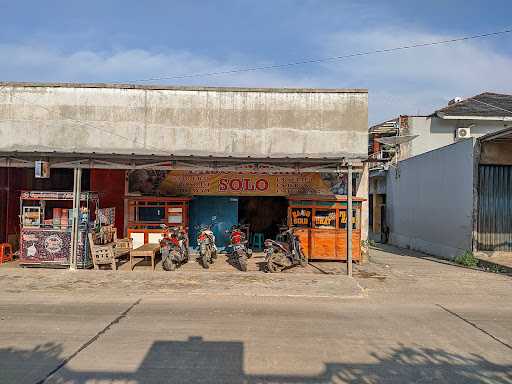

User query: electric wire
[123,28,512,83]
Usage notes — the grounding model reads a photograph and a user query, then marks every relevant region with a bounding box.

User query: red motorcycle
[160,224,189,271]
[227,224,252,272]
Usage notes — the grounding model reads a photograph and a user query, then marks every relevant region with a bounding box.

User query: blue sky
[1,0,511,123]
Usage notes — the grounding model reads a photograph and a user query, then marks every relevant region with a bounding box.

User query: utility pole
[69,168,82,270]
[347,162,353,277]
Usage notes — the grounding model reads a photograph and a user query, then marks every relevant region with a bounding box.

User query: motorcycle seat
[266,239,290,251]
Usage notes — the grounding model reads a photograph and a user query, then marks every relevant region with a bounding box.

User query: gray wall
[387,139,475,259]
[0,83,368,158]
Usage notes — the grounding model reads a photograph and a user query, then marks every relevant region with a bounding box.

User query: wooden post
[70,168,82,270]
[347,162,353,277]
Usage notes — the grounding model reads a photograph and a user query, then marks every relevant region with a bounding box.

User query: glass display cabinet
[288,195,364,262]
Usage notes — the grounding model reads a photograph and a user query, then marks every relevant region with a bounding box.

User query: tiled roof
[436,92,512,118]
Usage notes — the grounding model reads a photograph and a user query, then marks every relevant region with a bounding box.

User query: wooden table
[130,243,160,271]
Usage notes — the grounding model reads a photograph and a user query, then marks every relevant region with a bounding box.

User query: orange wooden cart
[288,195,365,262]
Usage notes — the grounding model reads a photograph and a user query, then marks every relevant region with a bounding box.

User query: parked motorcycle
[160,224,189,271]
[196,223,218,269]
[226,224,252,272]
[264,228,307,273]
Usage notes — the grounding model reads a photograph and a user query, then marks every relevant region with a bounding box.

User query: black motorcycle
[160,224,189,271]
[226,224,252,272]
[264,228,307,273]
[196,223,217,269]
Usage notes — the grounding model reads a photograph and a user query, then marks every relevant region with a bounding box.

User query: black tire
[299,255,308,267]
[201,249,210,269]
[239,255,248,272]
[266,252,285,273]
[162,249,179,271]
[162,258,176,271]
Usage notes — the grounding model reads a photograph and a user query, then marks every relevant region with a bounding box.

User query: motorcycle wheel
[299,255,308,267]
[266,252,285,273]
[201,248,210,269]
[162,257,176,271]
[238,254,248,272]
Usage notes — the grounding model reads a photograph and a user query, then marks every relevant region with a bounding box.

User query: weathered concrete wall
[0,83,368,158]
[387,139,475,259]
[480,141,512,165]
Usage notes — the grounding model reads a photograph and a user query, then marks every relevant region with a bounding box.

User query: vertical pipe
[70,168,82,270]
[5,165,10,243]
[347,162,353,277]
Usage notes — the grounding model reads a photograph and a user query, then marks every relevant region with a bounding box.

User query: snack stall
[126,196,191,249]
[288,195,365,262]
[19,191,99,268]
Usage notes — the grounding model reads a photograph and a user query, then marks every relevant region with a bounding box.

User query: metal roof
[478,126,512,142]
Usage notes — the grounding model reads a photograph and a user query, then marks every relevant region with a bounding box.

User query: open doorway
[238,196,288,241]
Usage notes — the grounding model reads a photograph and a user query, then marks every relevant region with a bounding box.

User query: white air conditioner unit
[455,127,471,140]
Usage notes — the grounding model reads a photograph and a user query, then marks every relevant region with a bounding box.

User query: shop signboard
[129,170,348,196]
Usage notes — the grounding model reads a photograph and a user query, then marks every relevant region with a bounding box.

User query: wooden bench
[88,232,132,270]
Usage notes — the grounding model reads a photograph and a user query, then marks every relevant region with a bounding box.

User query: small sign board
[290,208,312,227]
[35,161,50,178]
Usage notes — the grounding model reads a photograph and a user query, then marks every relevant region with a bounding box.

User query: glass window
[314,209,336,229]
[339,209,358,230]
[138,207,165,222]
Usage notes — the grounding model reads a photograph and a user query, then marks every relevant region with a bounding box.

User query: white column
[69,168,82,270]
[347,162,353,277]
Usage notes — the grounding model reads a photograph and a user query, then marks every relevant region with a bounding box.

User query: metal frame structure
[0,152,365,173]
[1,150,365,274]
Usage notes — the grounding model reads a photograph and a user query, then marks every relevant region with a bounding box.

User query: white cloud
[320,28,512,122]
[0,43,308,88]
[1,27,511,124]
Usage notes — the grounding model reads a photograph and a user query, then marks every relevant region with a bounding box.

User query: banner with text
[128,170,348,196]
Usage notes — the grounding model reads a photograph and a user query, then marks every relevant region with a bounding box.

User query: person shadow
[1,338,511,384]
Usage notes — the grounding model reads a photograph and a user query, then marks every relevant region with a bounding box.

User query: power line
[125,28,512,83]
[469,98,512,115]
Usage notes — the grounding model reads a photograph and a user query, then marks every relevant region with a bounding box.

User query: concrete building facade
[0,82,369,265]
[0,83,368,158]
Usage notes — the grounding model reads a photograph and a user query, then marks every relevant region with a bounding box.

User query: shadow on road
[1,338,511,383]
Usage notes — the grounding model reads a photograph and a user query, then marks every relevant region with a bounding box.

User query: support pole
[70,168,82,270]
[347,162,353,277]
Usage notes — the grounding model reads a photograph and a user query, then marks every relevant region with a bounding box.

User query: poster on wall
[128,169,355,196]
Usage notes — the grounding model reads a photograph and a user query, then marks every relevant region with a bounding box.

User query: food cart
[288,195,365,262]
[19,191,99,268]
[126,196,191,249]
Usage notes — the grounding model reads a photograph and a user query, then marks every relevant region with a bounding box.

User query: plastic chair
[251,233,264,251]
[0,243,13,264]
[276,233,287,243]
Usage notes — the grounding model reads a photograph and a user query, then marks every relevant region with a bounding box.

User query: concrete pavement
[0,245,511,383]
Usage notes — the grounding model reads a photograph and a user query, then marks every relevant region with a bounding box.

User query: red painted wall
[90,169,126,237]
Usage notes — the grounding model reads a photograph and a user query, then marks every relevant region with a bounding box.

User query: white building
[369,92,512,258]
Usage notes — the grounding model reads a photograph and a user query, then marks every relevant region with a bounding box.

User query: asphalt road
[0,245,511,384]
